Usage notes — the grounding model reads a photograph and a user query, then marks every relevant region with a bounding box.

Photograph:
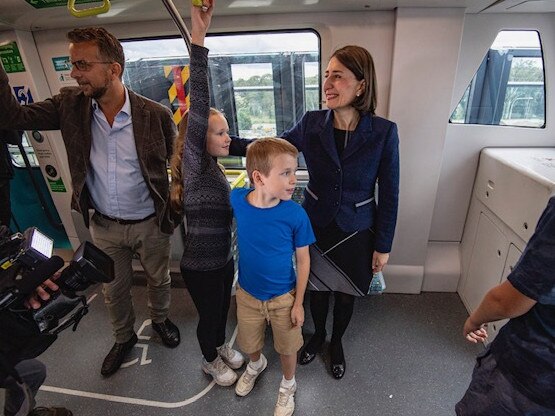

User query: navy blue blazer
[281,110,399,253]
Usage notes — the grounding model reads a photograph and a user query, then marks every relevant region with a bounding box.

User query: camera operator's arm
[0,129,23,145]
[24,276,59,310]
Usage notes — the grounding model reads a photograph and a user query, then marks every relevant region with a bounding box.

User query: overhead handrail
[160,0,192,53]
[68,0,111,18]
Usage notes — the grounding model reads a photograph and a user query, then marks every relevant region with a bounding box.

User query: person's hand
[463,316,488,343]
[372,251,389,273]
[191,0,214,46]
[24,274,60,310]
[290,304,304,327]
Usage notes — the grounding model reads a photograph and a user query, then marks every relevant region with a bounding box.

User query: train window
[8,133,38,168]
[231,62,276,137]
[450,30,545,128]
[121,31,320,168]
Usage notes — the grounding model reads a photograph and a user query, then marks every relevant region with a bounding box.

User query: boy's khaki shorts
[236,286,303,356]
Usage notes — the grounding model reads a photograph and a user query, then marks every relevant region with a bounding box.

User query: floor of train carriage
[35,274,482,416]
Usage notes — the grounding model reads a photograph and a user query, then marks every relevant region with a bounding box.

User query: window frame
[450,30,546,129]
[121,29,322,137]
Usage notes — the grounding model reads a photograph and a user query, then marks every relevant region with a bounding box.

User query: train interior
[1,0,554,414]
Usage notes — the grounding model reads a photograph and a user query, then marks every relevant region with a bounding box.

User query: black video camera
[0,226,114,336]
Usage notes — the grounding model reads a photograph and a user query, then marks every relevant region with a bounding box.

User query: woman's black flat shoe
[299,332,326,365]
[329,340,346,379]
[331,360,346,379]
[299,349,317,365]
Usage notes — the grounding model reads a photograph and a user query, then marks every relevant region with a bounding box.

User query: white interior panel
[422,242,461,292]
[475,148,555,242]
[387,8,464,292]
[460,146,553,343]
[460,211,510,312]
[430,13,555,243]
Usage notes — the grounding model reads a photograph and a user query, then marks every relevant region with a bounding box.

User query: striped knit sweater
[180,44,233,271]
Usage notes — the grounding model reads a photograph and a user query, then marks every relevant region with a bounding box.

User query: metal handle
[160,0,192,53]
[67,0,111,18]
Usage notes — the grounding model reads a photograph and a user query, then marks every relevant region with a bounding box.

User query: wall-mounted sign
[52,56,71,71]
[47,177,67,192]
[25,0,98,9]
[57,72,75,86]
[13,86,34,105]
[0,42,25,73]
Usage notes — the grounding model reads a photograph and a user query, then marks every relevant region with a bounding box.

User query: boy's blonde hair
[246,138,298,183]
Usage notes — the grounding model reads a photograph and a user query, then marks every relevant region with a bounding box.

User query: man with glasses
[0,27,181,377]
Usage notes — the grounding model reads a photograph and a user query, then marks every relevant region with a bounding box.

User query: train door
[6,131,70,248]
[0,31,75,249]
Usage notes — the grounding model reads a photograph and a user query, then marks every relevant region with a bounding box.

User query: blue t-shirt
[231,187,316,301]
[491,196,555,407]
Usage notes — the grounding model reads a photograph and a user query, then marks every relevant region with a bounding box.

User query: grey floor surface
[35,280,482,416]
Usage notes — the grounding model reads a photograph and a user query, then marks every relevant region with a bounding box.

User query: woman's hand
[191,0,214,46]
[372,251,389,273]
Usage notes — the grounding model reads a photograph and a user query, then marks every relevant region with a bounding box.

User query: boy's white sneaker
[235,354,268,397]
[202,356,238,386]
[217,343,245,369]
[274,382,297,416]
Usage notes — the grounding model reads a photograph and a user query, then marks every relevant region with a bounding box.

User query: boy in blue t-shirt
[230,138,315,416]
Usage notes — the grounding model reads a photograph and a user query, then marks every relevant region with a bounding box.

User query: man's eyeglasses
[70,60,112,71]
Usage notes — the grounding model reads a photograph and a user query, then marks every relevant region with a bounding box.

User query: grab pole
[160,0,192,53]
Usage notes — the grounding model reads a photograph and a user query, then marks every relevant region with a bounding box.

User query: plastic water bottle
[368,271,386,295]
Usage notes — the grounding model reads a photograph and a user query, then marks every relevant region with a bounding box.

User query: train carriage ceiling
[0,0,553,32]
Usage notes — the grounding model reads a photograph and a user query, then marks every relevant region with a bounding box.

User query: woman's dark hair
[331,45,377,114]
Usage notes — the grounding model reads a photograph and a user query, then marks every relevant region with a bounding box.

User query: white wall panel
[387,8,465,291]
[430,13,555,242]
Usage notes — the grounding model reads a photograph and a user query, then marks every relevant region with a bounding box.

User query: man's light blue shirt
[86,88,155,220]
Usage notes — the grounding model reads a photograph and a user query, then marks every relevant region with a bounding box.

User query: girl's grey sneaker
[274,382,297,416]
[235,354,268,396]
[202,356,238,386]
[217,343,245,369]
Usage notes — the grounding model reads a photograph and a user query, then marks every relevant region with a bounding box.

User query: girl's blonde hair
[170,108,223,214]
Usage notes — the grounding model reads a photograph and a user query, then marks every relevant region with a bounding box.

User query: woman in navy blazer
[281,45,400,379]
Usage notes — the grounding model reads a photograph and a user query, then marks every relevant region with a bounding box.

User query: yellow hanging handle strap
[229,171,248,190]
[68,0,111,18]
